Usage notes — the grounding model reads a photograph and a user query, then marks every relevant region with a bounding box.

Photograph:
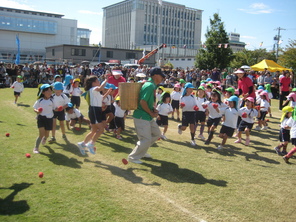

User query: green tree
[278,39,296,70]
[230,49,276,68]
[195,13,232,70]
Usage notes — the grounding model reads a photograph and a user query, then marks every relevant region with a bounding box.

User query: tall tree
[278,39,296,70]
[195,13,232,70]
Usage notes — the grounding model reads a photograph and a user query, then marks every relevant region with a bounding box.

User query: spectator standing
[279,71,291,110]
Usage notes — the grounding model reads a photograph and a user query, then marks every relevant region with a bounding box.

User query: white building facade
[0,7,89,64]
[103,0,203,55]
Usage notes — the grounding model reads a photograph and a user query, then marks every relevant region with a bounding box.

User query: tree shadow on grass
[0,182,33,215]
[142,159,228,187]
[84,159,160,186]
[40,146,83,168]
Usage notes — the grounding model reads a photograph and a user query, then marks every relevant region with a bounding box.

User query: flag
[260,42,263,47]
[224,44,228,48]
[158,0,162,6]
[183,44,187,48]
[218,44,222,48]
[15,34,20,65]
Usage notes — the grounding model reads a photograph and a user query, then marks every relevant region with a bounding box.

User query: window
[52,49,55,56]
[126,52,136,59]
[71,48,86,56]
[107,51,113,58]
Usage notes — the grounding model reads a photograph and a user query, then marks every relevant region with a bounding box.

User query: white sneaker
[160,135,167,140]
[128,158,143,164]
[77,142,86,155]
[190,140,196,146]
[255,126,261,131]
[198,134,205,140]
[33,148,39,154]
[217,145,223,150]
[86,142,96,154]
[262,126,268,130]
[178,124,182,135]
[143,153,152,158]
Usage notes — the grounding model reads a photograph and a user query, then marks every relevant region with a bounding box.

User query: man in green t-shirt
[128,67,165,164]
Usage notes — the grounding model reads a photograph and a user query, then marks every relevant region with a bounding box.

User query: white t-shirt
[113,102,126,118]
[65,108,82,121]
[33,98,54,118]
[52,93,70,108]
[12,81,24,93]
[239,107,258,123]
[64,84,72,95]
[89,86,103,107]
[71,87,82,96]
[156,103,173,116]
[221,107,238,129]
[260,99,270,112]
[203,101,228,119]
[195,97,207,112]
[281,118,290,129]
[103,95,112,106]
[156,93,162,103]
[170,91,181,101]
[286,117,296,138]
[180,95,197,112]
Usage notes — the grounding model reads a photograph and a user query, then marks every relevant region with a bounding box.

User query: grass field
[0,87,295,222]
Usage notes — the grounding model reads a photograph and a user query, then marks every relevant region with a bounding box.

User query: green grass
[0,87,295,222]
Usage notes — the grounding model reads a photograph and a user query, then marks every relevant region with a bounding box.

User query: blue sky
[1,0,296,51]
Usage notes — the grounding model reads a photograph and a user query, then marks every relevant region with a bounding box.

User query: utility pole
[274,27,285,61]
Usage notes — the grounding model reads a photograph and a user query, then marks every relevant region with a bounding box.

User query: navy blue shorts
[53,110,65,121]
[89,106,103,124]
[279,128,290,142]
[207,117,221,127]
[37,115,53,130]
[171,100,180,110]
[71,96,81,107]
[156,114,169,126]
[14,91,21,96]
[182,111,196,126]
[196,111,206,123]
[115,116,125,130]
[238,120,254,132]
[292,138,296,146]
[220,125,235,137]
[258,111,267,120]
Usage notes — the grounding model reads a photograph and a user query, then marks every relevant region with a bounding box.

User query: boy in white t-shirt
[11,75,24,104]
[113,96,126,140]
[65,103,90,130]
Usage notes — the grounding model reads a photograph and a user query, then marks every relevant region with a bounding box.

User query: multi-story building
[0,7,90,64]
[228,32,245,52]
[102,0,202,55]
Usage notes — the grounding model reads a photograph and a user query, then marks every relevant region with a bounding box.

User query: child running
[70,78,83,109]
[195,86,207,140]
[170,83,181,121]
[283,107,296,163]
[11,75,24,104]
[203,89,228,145]
[65,103,90,130]
[257,91,270,130]
[156,91,173,140]
[274,106,293,155]
[113,96,126,139]
[32,84,54,153]
[77,75,110,155]
[235,97,258,146]
[48,82,70,143]
[217,96,239,150]
[178,83,198,146]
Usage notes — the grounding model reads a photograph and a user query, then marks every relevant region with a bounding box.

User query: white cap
[112,70,123,75]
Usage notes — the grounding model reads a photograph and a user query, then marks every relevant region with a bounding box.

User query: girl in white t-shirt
[283,110,296,163]
[113,96,126,140]
[33,84,54,153]
[156,92,173,140]
[77,76,110,155]
[170,84,182,121]
[217,96,239,150]
[70,78,83,109]
[11,75,24,104]
[274,106,293,156]
[258,91,270,130]
[195,86,207,140]
[203,89,228,145]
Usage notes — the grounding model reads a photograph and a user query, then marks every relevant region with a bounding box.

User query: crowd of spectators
[0,62,294,100]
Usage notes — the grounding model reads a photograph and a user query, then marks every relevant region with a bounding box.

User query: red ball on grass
[25,153,31,158]
[38,172,44,178]
[122,158,128,165]
[5,133,10,137]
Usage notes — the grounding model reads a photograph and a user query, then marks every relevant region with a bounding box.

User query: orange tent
[251,59,292,72]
